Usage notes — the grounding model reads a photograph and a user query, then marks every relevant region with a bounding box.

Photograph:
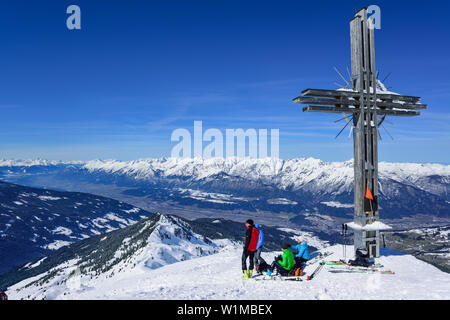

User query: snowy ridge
[136,215,222,269]
[0,159,83,167]
[1,157,449,197]
[82,157,450,196]
[4,214,234,300]
[0,180,154,275]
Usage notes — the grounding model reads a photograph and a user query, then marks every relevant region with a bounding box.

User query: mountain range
[0,158,449,227]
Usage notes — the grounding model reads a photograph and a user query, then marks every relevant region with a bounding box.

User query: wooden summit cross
[293,8,427,258]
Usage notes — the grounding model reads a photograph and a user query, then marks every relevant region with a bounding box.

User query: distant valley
[1,158,449,231]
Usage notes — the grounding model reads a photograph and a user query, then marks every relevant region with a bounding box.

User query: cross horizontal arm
[300,88,422,104]
[293,96,427,110]
[302,105,420,116]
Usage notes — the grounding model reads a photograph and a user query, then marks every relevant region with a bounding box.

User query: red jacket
[244,225,259,252]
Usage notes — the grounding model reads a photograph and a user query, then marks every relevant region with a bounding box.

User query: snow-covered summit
[4,211,450,300]
[81,157,450,196]
[6,241,450,300]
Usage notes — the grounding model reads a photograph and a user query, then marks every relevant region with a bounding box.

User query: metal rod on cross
[293,8,427,258]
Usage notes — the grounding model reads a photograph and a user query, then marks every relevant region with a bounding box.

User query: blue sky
[0,0,449,163]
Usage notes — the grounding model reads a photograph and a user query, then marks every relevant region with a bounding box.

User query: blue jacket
[291,241,310,260]
[255,224,264,249]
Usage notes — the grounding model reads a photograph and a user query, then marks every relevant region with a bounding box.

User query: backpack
[294,267,303,277]
[349,248,373,267]
[258,260,270,272]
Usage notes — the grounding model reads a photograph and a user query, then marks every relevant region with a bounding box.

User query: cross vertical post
[350,8,379,257]
[293,7,427,258]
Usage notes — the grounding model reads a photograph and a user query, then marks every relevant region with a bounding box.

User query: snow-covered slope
[2,214,231,299]
[0,181,153,275]
[4,212,450,300]
[7,243,450,300]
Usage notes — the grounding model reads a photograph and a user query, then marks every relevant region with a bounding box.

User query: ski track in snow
[8,245,450,300]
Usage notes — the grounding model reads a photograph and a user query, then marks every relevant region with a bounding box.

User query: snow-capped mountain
[3,215,450,300]
[0,159,83,167]
[81,157,450,195]
[3,157,447,197]
[0,157,449,223]
[0,213,310,299]
[0,181,153,275]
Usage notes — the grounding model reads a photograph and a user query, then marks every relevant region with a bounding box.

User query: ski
[251,273,265,280]
[282,276,303,281]
[306,261,325,281]
[324,261,384,268]
[325,264,387,272]
[253,275,304,281]
[327,267,395,274]
[328,269,395,275]
[327,264,386,271]
[306,252,333,266]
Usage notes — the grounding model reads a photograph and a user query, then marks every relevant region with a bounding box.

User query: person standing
[253,223,267,274]
[242,219,259,280]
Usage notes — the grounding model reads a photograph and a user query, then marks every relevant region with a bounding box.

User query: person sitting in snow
[266,242,295,277]
[241,219,259,280]
[291,236,310,270]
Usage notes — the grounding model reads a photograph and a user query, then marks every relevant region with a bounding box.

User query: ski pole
[341,224,344,261]
[344,224,348,262]
[341,224,346,262]
[346,224,348,260]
